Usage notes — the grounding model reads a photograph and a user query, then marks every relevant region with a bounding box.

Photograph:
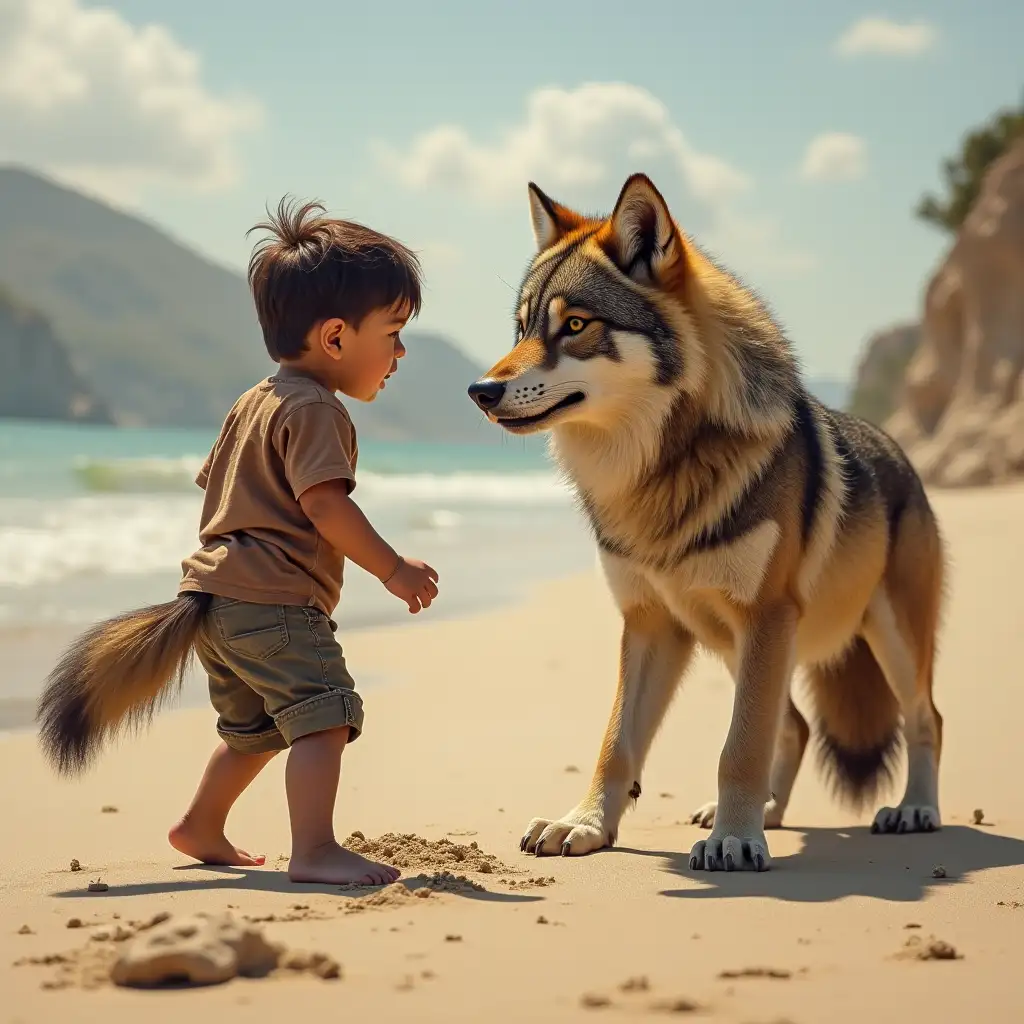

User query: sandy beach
[3,482,1023,1023]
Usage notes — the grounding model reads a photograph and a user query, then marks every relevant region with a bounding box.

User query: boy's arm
[276,402,438,612]
[298,480,398,581]
[300,481,439,613]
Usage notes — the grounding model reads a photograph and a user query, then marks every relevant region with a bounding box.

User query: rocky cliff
[0,289,113,424]
[847,323,920,426]
[884,139,1024,487]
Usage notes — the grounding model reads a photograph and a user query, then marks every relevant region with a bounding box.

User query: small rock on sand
[650,997,700,1013]
[619,976,650,992]
[279,950,341,980]
[972,808,985,825]
[18,925,33,935]
[67,918,83,929]
[69,859,81,872]
[101,806,118,814]
[931,865,947,879]
[920,940,961,961]
[580,993,612,1009]
[717,967,791,980]
[897,934,963,962]
[87,881,109,893]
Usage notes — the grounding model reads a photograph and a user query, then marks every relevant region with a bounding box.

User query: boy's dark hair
[246,196,423,360]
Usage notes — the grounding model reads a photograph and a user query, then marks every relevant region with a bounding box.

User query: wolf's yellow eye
[567,317,586,333]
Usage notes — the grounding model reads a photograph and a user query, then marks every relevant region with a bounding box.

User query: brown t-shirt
[179,374,358,615]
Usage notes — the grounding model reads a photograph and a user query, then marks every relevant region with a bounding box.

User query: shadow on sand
[50,864,544,905]
[620,824,1024,903]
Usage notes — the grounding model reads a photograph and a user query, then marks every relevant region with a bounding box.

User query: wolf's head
[468,174,714,439]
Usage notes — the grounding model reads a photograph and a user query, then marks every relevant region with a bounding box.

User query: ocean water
[0,419,597,710]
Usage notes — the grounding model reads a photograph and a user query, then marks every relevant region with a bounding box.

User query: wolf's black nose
[468,379,506,411]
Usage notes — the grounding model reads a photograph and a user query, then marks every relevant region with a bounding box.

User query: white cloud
[800,132,868,182]
[373,82,750,206]
[0,0,261,201]
[374,81,813,278]
[835,17,938,57]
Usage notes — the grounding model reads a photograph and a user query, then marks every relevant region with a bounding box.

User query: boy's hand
[382,557,439,614]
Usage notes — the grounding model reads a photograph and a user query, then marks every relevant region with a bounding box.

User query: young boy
[37,198,438,887]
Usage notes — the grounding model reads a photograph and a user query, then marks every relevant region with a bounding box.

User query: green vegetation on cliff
[916,91,1024,235]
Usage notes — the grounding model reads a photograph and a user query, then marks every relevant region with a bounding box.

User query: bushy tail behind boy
[37,592,211,775]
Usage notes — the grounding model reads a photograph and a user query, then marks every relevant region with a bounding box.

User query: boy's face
[329,303,410,401]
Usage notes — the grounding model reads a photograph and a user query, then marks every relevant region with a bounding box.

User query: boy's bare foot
[288,841,400,886]
[168,818,266,867]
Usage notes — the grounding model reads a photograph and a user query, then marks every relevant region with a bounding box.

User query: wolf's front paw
[688,828,771,872]
[520,808,612,857]
[871,804,941,834]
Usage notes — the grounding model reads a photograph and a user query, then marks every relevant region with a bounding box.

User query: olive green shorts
[195,596,364,754]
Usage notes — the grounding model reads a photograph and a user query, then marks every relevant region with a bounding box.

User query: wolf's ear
[604,174,683,286]
[528,183,585,252]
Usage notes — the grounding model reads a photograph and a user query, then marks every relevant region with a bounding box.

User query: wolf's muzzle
[468,379,507,411]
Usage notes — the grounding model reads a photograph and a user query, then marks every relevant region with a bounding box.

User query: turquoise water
[0,419,554,498]
[0,419,595,705]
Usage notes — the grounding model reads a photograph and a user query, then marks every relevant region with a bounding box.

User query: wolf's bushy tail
[37,593,212,776]
[805,637,902,811]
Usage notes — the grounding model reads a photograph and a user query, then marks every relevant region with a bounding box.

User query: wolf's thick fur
[37,593,211,775]
[469,174,945,872]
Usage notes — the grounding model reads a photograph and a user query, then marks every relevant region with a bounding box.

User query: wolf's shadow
[624,825,1024,903]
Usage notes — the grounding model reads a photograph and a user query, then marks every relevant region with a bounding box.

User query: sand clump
[342,831,515,876]
[718,967,792,980]
[501,875,557,890]
[14,948,114,991]
[244,905,329,925]
[580,978,701,1015]
[338,886,420,913]
[896,935,963,962]
[417,871,486,894]
[14,913,341,990]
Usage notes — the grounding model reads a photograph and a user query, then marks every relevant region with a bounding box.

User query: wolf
[467,174,945,872]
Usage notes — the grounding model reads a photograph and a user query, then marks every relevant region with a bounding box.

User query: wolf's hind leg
[863,588,942,834]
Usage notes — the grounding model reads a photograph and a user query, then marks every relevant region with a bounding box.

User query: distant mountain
[0,165,488,440]
[0,286,113,424]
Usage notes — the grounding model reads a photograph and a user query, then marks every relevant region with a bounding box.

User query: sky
[1,0,1022,381]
